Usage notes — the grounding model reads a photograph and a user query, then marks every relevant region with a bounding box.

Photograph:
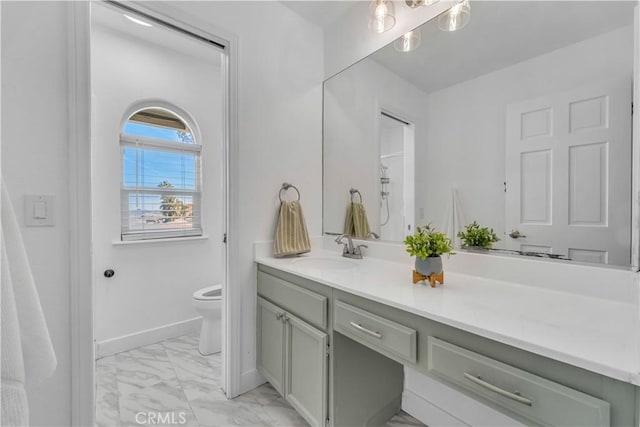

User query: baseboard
[95,317,202,358]
[239,368,266,396]
[402,390,466,426]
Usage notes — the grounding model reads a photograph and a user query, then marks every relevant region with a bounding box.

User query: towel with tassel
[343,202,371,239]
[273,201,311,257]
[1,180,57,426]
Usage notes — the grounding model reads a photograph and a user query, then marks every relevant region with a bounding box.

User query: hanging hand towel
[343,202,371,239]
[273,201,311,257]
[343,203,354,236]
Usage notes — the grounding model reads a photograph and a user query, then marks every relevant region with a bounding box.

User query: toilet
[192,284,222,355]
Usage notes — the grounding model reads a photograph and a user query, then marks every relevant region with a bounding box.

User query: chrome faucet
[335,234,368,259]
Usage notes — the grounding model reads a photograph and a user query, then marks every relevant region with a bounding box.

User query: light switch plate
[24,195,55,226]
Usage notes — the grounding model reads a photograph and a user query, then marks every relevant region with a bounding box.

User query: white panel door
[505,80,631,265]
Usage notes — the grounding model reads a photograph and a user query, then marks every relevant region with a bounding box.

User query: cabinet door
[285,313,328,427]
[257,297,285,395]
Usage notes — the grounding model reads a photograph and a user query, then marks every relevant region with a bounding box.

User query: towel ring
[279,183,301,202]
[350,188,362,203]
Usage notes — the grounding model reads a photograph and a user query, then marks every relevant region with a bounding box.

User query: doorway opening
[379,111,415,241]
[90,3,229,425]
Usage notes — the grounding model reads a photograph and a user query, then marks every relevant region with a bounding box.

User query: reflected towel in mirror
[344,202,371,239]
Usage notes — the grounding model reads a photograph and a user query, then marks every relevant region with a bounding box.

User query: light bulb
[405,0,440,7]
[375,2,388,17]
[437,0,470,32]
[373,3,388,33]
[369,0,396,33]
[394,29,421,52]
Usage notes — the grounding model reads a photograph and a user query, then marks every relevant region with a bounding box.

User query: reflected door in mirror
[505,79,632,265]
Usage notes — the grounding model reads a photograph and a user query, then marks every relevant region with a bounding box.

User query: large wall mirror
[324,1,638,268]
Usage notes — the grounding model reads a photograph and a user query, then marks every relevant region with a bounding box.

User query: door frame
[68,2,241,425]
[378,107,416,240]
[633,4,640,271]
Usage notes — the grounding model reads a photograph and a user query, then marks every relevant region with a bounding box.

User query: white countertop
[255,249,640,386]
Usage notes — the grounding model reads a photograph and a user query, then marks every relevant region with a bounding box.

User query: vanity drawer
[334,300,417,364]
[257,271,327,330]
[427,337,610,427]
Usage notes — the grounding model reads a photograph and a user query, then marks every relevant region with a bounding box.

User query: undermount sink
[292,257,358,270]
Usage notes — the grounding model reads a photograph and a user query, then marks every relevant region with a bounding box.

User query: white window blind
[120,109,202,241]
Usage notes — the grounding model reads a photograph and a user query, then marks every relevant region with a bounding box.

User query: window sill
[112,235,209,246]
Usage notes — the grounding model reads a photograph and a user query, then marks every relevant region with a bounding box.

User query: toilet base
[198,317,221,355]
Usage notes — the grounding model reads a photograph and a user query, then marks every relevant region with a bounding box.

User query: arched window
[120,107,202,240]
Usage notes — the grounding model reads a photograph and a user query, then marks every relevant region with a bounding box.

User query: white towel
[2,240,29,427]
[441,187,466,248]
[1,180,57,426]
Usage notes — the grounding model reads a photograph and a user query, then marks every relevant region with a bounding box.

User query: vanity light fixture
[405,0,440,7]
[394,29,421,52]
[438,0,470,32]
[124,14,153,27]
[368,0,396,34]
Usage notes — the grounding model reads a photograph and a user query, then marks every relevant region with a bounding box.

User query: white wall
[91,4,223,347]
[1,2,71,425]
[323,57,429,236]
[417,26,633,243]
[166,1,324,390]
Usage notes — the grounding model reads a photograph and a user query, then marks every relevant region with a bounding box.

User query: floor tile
[386,410,427,427]
[96,356,120,427]
[95,334,425,427]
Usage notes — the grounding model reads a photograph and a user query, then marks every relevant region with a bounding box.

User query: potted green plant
[404,224,454,277]
[457,221,500,249]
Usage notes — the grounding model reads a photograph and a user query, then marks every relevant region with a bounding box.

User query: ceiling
[92,3,223,65]
[281,1,360,28]
[369,1,635,94]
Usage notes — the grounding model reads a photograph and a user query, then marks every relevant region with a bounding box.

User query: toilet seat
[193,284,222,301]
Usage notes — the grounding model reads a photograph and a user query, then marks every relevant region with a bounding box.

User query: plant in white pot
[404,224,454,287]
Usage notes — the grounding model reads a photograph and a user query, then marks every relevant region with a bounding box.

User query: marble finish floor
[96,334,425,427]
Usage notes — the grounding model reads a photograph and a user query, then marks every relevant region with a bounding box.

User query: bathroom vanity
[255,242,640,426]
[266,2,640,425]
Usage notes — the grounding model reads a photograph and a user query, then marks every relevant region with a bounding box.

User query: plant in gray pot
[457,221,500,249]
[404,224,454,287]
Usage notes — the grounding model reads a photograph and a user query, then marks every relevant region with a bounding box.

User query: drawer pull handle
[350,321,382,339]
[463,372,532,406]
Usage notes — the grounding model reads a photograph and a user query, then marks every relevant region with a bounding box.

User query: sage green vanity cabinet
[257,263,640,427]
[257,269,331,427]
[427,337,610,426]
[333,289,638,427]
[257,297,286,395]
[285,312,328,426]
[256,296,328,426]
